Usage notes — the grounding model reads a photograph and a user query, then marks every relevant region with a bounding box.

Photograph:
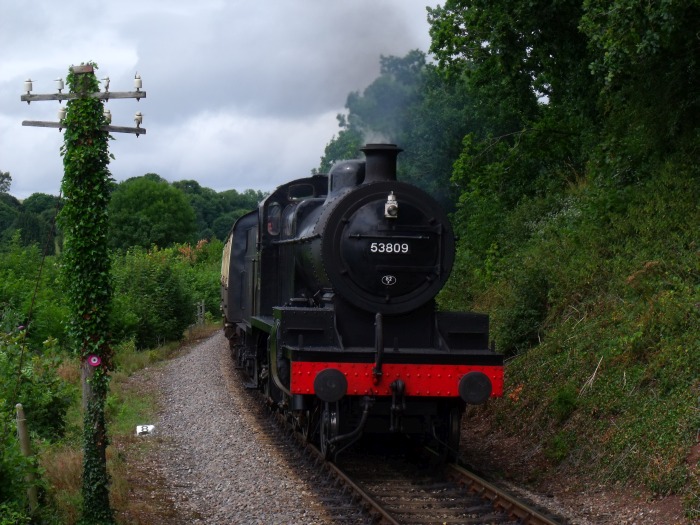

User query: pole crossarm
[21,91,146,103]
[22,120,146,135]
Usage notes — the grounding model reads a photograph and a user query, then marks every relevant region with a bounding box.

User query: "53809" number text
[369,242,410,254]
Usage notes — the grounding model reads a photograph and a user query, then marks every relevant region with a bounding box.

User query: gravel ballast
[148,331,334,524]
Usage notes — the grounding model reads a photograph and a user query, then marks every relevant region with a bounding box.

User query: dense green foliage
[172,180,264,241]
[0,237,226,520]
[106,174,263,250]
[0,234,68,349]
[317,50,477,209]
[0,190,61,254]
[425,0,699,348]
[0,316,71,524]
[111,241,222,349]
[427,0,698,514]
[492,167,699,494]
[108,174,197,251]
[1,152,236,519]
[0,175,259,256]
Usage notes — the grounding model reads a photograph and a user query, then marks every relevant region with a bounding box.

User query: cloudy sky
[0,1,436,199]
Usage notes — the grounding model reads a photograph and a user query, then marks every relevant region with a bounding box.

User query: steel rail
[445,461,561,525]
[294,431,400,525]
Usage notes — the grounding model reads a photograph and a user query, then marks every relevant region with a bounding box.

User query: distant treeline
[0,173,265,253]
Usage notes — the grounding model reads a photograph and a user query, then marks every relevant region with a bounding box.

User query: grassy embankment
[441,162,699,517]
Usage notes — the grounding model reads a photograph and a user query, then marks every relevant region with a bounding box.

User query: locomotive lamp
[384,191,398,219]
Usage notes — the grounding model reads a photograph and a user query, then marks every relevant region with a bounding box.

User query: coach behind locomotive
[221,144,503,459]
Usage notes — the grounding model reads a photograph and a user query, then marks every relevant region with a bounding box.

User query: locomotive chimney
[362,143,403,183]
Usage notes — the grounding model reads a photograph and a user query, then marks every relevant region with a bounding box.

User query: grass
[443,163,700,517]
[38,322,221,524]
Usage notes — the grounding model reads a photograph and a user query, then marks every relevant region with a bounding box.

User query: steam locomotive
[221,144,503,459]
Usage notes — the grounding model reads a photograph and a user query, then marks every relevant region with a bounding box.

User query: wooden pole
[19,64,145,523]
[15,403,39,515]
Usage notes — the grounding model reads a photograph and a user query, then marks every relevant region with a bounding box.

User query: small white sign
[136,424,155,436]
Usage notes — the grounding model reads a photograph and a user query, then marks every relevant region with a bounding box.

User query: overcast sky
[0,1,435,199]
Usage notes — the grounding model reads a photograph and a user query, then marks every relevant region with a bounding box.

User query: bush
[0,235,68,349]
[0,318,73,441]
[0,434,32,523]
[111,248,195,349]
[493,266,550,356]
[173,239,224,317]
[0,310,72,520]
[0,501,31,525]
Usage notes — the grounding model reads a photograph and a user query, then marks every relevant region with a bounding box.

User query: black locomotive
[221,144,503,459]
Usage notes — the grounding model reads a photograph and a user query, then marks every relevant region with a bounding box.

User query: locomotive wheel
[298,410,311,442]
[298,407,318,444]
[320,402,339,460]
[436,404,462,462]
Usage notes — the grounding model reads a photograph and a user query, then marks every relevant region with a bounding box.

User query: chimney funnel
[361,143,403,183]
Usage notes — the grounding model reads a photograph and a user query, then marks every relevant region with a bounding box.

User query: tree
[219,189,264,214]
[0,171,10,193]
[23,192,61,218]
[212,211,248,240]
[580,0,700,178]
[111,248,195,349]
[427,0,594,109]
[0,199,19,240]
[173,180,223,240]
[316,51,428,180]
[316,50,478,208]
[427,0,699,188]
[108,175,197,250]
[344,50,426,139]
[426,0,601,246]
[396,66,480,209]
[212,189,264,239]
[315,124,364,174]
[0,193,61,252]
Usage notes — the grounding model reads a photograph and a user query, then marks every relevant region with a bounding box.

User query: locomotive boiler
[221,144,503,459]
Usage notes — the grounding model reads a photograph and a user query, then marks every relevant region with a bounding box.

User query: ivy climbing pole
[21,62,146,524]
[61,63,115,524]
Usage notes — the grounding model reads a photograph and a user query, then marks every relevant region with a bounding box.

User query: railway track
[330,443,562,525]
[241,380,565,525]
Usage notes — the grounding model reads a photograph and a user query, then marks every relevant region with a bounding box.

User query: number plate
[369,241,411,254]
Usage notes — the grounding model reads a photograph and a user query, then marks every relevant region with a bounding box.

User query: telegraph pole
[21,62,146,524]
